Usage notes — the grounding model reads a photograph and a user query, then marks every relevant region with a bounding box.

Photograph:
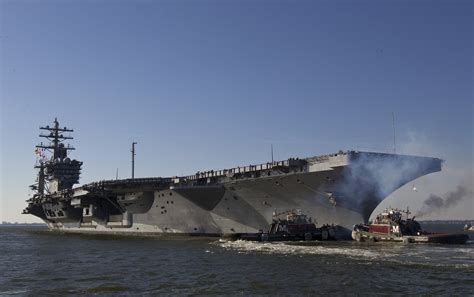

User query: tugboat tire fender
[355,232,363,242]
[321,230,329,241]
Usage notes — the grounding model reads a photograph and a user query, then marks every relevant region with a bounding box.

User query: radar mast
[32,118,82,196]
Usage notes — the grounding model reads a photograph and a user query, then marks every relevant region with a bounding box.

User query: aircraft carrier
[23,119,443,238]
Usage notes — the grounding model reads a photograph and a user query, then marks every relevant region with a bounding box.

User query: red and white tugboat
[352,208,468,244]
[352,208,469,244]
[239,209,337,242]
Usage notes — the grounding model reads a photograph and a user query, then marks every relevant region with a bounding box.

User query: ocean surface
[1,225,473,296]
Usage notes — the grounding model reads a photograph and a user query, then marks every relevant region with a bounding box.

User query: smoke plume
[330,152,440,221]
[416,185,472,217]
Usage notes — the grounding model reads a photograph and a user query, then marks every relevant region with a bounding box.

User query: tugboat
[352,208,468,244]
[238,209,337,242]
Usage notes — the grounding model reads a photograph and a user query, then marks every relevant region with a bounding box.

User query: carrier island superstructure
[23,119,442,238]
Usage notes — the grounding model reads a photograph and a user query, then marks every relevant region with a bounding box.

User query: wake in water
[212,239,474,269]
[214,239,380,259]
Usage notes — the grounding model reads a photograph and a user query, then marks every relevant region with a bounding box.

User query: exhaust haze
[416,185,472,218]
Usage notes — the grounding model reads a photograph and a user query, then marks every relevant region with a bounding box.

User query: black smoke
[416,185,472,217]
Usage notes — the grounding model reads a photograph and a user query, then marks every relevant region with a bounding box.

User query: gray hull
[26,151,442,239]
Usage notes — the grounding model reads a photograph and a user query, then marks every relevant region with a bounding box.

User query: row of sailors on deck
[191,158,303,179]
[194,163,274,178]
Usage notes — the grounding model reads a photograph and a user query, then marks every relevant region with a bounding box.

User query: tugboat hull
[352,230,468,244]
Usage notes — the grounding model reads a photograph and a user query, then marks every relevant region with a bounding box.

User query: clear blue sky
[1,0,472,222]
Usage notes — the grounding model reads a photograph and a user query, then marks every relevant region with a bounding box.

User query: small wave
[0,289,29,295]
[387,258,474,269]
[83,285,129,293]
[36,284,130,295]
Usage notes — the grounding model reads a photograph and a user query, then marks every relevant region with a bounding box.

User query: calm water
[1,225,473,296]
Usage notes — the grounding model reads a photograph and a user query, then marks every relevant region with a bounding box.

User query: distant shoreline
[419,220,473,223]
